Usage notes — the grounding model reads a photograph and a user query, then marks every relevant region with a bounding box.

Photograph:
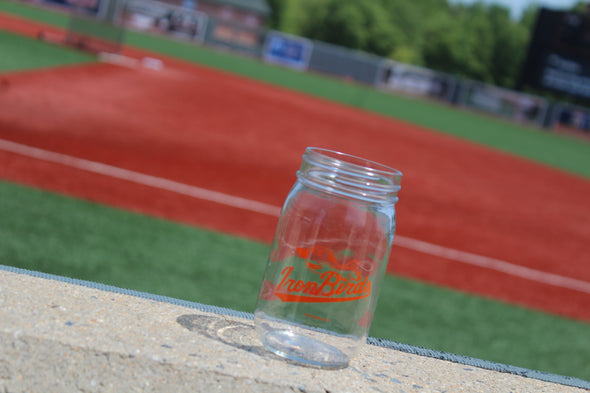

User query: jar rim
[305,147,403,180]
[299,147,402,204]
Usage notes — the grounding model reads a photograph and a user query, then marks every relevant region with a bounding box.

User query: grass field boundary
[2,138,589,296]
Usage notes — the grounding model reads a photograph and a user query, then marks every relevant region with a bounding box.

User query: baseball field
[1,1,589,381]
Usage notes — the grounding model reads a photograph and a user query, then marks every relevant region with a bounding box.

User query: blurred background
[1,0,589,382]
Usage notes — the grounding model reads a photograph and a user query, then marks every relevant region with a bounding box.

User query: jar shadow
[177,314,274,359]
[176,314,330,369]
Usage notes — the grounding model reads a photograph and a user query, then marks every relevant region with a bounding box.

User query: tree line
[266,0,587,90]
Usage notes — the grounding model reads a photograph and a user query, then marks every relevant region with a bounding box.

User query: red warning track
[1,12,590,321]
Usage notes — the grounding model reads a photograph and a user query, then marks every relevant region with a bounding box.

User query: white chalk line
[393,237,590,294]
[1,138,589,295]
[0,139,280,217]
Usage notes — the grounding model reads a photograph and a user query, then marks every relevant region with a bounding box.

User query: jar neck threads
[297,148,402,204]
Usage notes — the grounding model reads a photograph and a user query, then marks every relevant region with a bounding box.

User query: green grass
[1,0,590,382]
[0,29,94,72]
[0,0,68,28]
[0,181,268,311]
[1,180,589,380]
[1,0,590,179]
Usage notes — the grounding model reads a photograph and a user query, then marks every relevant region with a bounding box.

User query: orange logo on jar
[268,246,373,303]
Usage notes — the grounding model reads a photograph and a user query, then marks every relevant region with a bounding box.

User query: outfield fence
[66,0,126,53]
[16,0,590,134]
[307,40,382,85]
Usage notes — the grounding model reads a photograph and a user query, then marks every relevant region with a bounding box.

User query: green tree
[284,0,399,57]
[572,1,589,13]
[266,0,286,29]
[276,0,534,89]
[421,3,531,87]
[421,11,461,72]
[279,0,324,35]
[519,4,539,30]
[379,0,452,64]
[488,5,530,87]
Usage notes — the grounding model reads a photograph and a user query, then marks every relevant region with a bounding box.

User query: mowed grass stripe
[1,0,590,179]
[0,29,94,72]
[1,180,589,380]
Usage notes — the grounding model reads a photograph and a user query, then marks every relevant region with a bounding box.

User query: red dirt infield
[1,12,590,322]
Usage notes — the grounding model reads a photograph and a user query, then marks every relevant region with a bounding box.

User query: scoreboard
[517,8,590,101]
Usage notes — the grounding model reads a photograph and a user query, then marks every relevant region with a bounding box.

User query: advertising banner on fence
[262,31,313,71]
[457,81,549,125]
[40,0,102,16]
[204,18,265,56]
[376,60,457,102]
[123,0,207,42]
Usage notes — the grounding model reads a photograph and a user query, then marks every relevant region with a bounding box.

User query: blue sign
[263,32,312,71]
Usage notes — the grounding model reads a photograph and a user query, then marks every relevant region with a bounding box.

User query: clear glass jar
[254,147,402,369]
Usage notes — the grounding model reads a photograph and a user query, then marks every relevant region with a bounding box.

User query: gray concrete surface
[0,269,587,392]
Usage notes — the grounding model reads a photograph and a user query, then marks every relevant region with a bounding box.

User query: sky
[449,0,583,20]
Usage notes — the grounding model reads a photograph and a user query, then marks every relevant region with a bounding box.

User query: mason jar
[254,147,402,369]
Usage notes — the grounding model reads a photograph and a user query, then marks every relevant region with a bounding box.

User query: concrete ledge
[0,267,587,393]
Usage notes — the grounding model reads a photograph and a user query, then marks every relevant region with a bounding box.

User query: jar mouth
[297,147,402,204]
